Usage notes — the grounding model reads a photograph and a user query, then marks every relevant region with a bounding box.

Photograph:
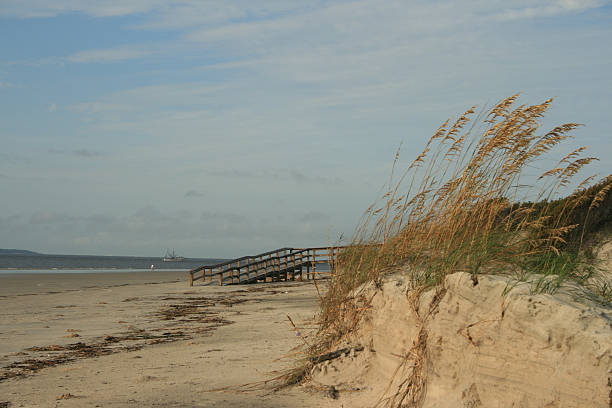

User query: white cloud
[2,0,611,256]
[0,0,165,18]
[2,206,341,256]
[185,190,204,198]
[48,103,57,112]
[131,1,299,30]
[6,46,155,67]
[0,0,324,22]
[494,0,609,20]
[73,149,103,158]
[67,46,153,63]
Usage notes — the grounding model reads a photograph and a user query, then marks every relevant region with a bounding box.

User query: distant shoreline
[0,253,229,273]
[0,249,41,255]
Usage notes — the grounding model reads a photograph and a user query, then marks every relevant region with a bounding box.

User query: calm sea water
[0,254,228,274]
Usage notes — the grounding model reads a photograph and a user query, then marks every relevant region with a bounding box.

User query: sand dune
[310,271,612,407]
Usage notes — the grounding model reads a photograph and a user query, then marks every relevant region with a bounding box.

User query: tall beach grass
[285,95,612,397]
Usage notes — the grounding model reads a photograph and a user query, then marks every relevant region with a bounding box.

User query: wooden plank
[187,246,346,286]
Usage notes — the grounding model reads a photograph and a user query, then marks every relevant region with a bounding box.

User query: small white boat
[163,249,185,262]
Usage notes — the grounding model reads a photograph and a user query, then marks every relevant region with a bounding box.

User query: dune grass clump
[285,95,611,394]
[325,95,610,314]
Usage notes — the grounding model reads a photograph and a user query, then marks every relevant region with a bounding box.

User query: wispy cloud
[0,0,165,18]
[48,148,104,158]
[5,45,155,68]
[209,168,344,186]
[494,0,610,20]
[185,190,204,198]
[298,211,330,223]
[73,149,104,158]
[200,210,247,223]
[70,82,231,115]
[1,0,611,257]
[29,211,75,225]
[1,206,333,256]
[66,46,154,63]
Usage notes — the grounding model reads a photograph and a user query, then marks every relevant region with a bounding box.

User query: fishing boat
[163,249,185,262]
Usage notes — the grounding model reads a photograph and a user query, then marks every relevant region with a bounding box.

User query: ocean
[0,253,228,274]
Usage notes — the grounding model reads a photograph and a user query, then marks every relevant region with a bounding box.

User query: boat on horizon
[163,249,185,262]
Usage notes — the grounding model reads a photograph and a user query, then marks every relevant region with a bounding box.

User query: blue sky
[1,0,611,257]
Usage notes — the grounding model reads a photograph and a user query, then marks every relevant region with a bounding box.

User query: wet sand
[0,271,186,297]
[0,272,336,407]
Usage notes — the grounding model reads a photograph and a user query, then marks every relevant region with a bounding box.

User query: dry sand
[309,271,612,407]
[0,272,337,407]
[3,269,612,407]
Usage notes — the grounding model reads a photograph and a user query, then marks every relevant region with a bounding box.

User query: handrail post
[294,252,299,280]
[284,253,288,281]
[237,259,241,283]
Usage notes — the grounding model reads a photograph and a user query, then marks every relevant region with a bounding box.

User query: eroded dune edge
[307,271,612,407]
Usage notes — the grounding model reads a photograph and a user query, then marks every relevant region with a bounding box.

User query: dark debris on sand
[1,285,292,383]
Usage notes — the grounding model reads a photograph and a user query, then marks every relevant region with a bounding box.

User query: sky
[1,0,611,258]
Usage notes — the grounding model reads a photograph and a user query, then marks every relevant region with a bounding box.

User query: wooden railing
[188,246,343,286]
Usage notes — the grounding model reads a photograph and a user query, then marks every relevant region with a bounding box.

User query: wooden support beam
[188,246,346,286]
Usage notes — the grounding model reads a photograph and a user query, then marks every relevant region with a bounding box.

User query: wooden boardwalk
[188,247,341,286]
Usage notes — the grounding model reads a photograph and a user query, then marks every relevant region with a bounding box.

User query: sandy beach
[0,272,336,407]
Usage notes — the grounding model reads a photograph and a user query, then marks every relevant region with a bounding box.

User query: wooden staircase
[188,246,342,286]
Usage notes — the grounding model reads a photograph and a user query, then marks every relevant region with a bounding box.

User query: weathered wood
[188,246,345,286]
